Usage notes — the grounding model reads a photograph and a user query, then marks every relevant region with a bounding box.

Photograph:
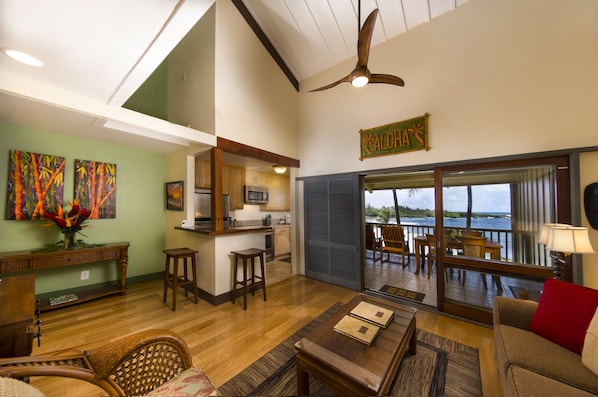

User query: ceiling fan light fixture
[352,75,369,87]
[351,66,371,87]
[273,165,287,174]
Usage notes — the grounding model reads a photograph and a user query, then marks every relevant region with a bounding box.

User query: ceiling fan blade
[307,74,352,92]
[369,74,405,87]
[357,9,379,67]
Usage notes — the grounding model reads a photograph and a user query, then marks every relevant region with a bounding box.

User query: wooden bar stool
[163,248,198,311]
[231,248,267,310]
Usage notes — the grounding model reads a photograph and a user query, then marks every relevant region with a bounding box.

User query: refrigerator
[194,189,231,228]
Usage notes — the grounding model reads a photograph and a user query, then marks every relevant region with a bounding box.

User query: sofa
[493,279,598,396]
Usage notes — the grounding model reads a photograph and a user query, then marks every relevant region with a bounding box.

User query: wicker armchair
[0,329,218,396]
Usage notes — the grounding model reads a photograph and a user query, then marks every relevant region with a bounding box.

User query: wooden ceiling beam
[217,137,300,169]
[231,0,299,92]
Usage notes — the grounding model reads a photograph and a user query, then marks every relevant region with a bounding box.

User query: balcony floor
[364,250,544,309]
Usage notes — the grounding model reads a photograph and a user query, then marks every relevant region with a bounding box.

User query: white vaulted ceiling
[239,0,471,84]
[0,0,470,153]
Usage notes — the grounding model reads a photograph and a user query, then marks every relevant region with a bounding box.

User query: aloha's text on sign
[360,114,429,160]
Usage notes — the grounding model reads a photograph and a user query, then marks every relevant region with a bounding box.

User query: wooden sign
[360,114,429,160]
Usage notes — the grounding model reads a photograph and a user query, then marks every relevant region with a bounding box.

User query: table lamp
[542,224,595,280]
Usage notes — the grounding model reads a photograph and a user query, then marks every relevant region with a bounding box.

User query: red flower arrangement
[43,199,91,248]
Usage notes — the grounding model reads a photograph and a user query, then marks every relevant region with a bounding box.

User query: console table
[0,242,129,312]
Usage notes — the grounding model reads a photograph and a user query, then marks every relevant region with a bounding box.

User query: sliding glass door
[437,157,570,323]
[364,155,571,323]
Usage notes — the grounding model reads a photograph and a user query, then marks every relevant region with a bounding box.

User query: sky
[365,184,511,213]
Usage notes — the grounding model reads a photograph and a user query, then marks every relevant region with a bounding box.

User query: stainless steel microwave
[244,185,269,204]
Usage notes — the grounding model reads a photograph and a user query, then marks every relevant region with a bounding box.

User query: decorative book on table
[333,315,380,345]
[350,301,394,328]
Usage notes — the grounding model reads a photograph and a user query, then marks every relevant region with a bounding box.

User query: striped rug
[218,302,481,396]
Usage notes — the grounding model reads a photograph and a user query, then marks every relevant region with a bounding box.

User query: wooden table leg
[415,239,426,275]
[409,331,417,354]
[296,356,310,396]
[408,320,417,355]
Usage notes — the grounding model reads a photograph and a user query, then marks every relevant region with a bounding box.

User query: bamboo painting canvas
[5,149,65,220]
[74,159,117,219]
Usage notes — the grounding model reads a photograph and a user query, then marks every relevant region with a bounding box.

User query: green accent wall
[123,59,169,121]
[0,123,167,295]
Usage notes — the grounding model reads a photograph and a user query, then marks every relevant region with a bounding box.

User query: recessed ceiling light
[1,48,43,67]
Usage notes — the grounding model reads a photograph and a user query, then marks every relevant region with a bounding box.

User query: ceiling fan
[309,3,405,92]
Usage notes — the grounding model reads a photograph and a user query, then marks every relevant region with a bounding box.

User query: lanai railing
[369,222,514,262]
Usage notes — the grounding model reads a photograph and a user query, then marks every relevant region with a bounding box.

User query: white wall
[214,0,299,159]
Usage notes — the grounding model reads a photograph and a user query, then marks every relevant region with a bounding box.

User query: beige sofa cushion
[496,324,598,395]
[582,308,598,376]
[505,366,598,397]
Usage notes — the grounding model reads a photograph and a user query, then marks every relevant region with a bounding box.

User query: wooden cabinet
[223,164,245,209]
[274,226,291,257]
[195,158,211,188]
[245,169,268,187]
[261,174,290,211]
[0,274,35,357]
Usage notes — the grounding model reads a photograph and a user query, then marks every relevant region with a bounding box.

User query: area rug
[509,285,542,302]
[218,302,481,397]
[379,284,426,303]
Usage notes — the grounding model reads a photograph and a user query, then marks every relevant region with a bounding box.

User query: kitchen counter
[175,225,273,235]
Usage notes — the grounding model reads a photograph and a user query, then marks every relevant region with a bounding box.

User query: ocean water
[400,216,512,231]
[367,216,512,230]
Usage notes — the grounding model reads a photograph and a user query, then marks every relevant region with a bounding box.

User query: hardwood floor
[29,276,502,396]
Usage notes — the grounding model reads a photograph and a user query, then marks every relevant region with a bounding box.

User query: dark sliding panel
[304,175,362,290]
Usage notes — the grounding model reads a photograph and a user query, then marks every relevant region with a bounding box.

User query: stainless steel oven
[265,229,274,261]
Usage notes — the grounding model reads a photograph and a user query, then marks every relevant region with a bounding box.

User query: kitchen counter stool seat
[163,248,198,311]
[231,248,267,310]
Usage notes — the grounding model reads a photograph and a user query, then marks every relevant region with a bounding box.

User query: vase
[63,231,77,249]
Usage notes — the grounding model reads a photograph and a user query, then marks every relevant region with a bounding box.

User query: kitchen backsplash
[231,205,289,224]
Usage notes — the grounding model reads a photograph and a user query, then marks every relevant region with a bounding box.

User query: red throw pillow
[530,279,598,354]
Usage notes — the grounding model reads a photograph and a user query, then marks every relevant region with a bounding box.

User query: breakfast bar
[171,225,273,305]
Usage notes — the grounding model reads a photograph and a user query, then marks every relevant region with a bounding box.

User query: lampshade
[272,165,287,174]
[545,225,595,254]
[538,223,569,245]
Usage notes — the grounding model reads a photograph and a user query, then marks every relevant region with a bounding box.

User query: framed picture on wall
[5,149,65,220]
[166,181,184,211]
[74,159,117,219]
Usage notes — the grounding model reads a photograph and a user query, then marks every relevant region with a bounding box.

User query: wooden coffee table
[294,293,417,396]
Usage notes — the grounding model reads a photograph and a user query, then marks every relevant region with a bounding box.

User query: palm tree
[466,185,473,229]
[393,189,401,224]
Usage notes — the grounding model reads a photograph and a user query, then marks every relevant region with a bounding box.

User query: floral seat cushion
[145,367,219,397]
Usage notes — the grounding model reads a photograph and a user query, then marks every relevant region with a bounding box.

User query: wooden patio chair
[366,224,381,262]
[425,234,437,278]
[380,225,408,267]
[462,236,501,290]
[0,329,219,396]
[428,234,461,280]
[462,230,483,238]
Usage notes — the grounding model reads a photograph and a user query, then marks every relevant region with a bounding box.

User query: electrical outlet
[80,270,90,280]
